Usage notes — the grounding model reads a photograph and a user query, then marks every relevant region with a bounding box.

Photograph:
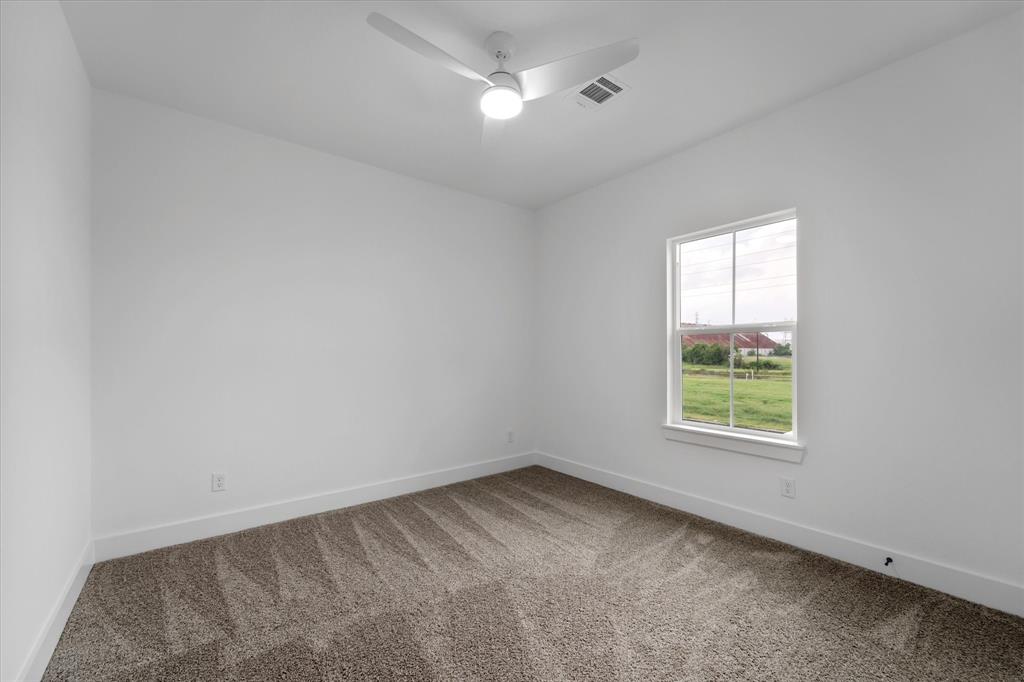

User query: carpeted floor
[44,466,1022,681]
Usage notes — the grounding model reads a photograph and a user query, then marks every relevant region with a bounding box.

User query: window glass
[679,232,732,327]
[734,219,797,325]
[732,331,793,433]
[681,333,731,426]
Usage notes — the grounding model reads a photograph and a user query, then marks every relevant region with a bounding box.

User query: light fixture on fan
[479,72,523,120]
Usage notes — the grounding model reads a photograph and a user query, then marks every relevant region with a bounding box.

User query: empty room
[2,1,1022,680]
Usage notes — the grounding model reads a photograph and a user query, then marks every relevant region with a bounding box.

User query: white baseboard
[93,452,537,562]
[80,448,1024,622]
[535,451,1024,617]
[18,540,94,682]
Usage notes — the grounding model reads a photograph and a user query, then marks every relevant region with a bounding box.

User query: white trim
[729,231,737,427]
[676,321,796,336]
[533,451,1024,617]
[662,423,804,463]
[18,540,95,682]
[93,452,537,562]
[667,238,680,427]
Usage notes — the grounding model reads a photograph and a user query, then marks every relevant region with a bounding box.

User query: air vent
[573,74,630,110]
[595,76,622,94]
[580,82,614,104]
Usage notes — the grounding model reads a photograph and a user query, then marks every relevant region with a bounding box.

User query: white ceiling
[62,0,1018,208]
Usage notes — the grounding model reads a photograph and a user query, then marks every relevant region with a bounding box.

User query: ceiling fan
[367,12,639,123]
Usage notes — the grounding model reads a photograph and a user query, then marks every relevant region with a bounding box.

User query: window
[666,210,801,458]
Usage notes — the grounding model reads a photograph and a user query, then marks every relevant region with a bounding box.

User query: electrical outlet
[780,477,796,499]
[211,473,226,492]
[507,430,515,444]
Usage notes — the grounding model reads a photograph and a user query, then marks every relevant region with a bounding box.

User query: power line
[681,253,796,277]
[681,244,795,268]
[681,281,798,297]
[680,274,796,294]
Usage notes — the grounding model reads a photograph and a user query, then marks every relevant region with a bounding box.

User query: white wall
[0,2,93,680]
[535,11,1023,603]
[91,92,537,539]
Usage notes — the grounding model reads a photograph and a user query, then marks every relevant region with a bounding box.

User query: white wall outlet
[780,477,796,498]
[211,473,226,492]
[507,430,515,444]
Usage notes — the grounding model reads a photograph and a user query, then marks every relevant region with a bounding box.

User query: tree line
[682,342,786,369]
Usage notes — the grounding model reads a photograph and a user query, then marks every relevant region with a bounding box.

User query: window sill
[662,423,805,463]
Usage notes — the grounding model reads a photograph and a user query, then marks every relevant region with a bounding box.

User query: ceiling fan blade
[367,13,492,85]
[514,38,638,102]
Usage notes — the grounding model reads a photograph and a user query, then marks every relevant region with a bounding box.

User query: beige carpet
[44,465,1022,681]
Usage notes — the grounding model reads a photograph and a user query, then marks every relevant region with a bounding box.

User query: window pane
[732,331,793,433]
[679,233,732,327]
[734,219,796,325]
[681,333,731,426]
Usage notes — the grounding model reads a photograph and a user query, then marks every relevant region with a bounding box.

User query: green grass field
[682,361,792,433]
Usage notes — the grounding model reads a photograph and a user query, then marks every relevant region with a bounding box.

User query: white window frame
[664,209,804,462]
